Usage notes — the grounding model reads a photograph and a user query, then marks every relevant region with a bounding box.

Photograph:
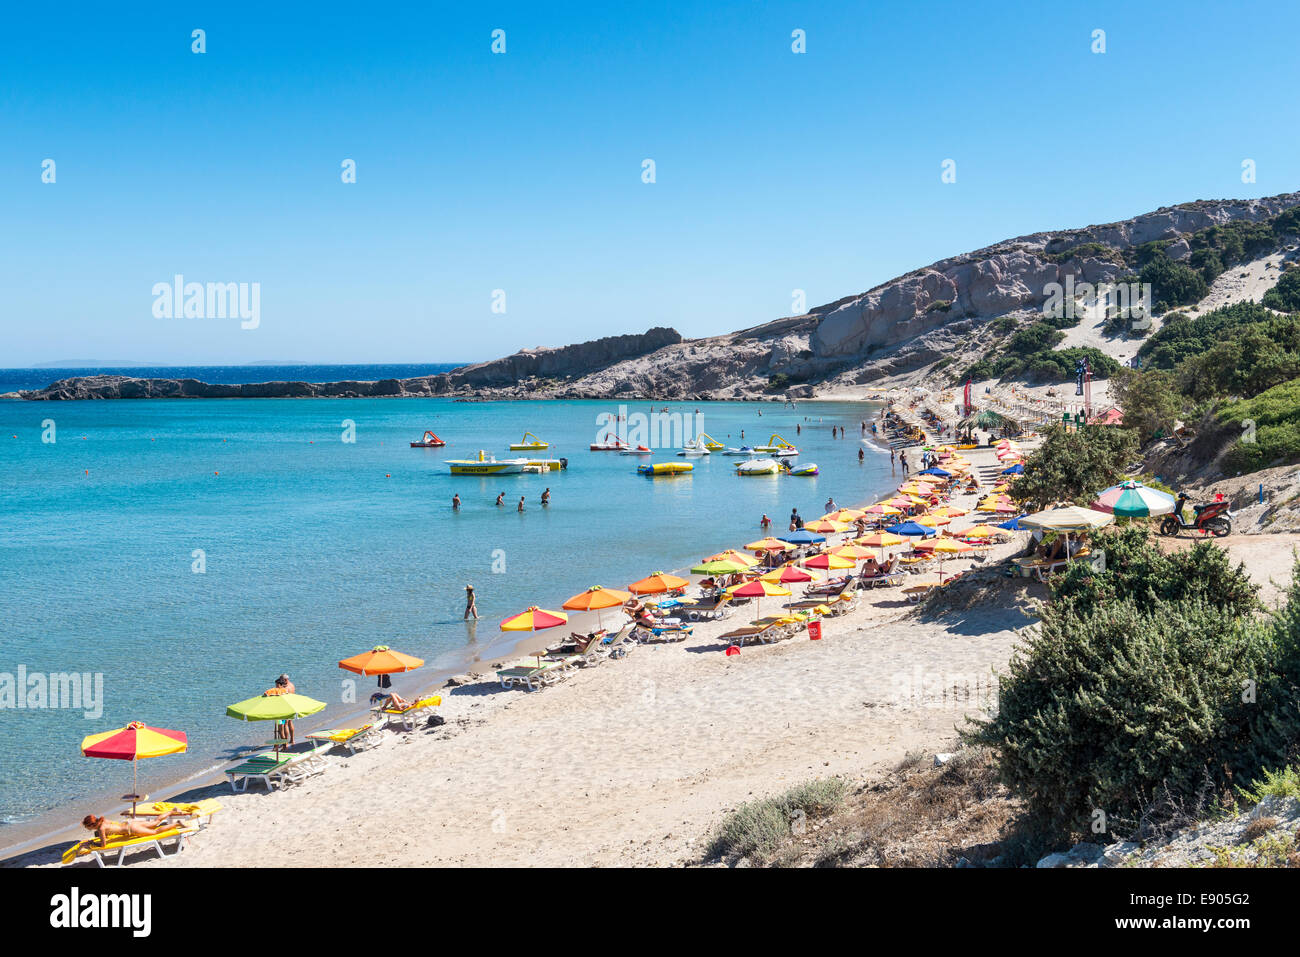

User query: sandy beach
[13,415,1295,870]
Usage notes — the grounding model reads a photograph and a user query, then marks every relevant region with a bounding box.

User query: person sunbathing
[372,692,414,711]
[81,813,177,848]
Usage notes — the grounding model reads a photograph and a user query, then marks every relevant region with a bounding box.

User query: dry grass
[701,746,1031,868]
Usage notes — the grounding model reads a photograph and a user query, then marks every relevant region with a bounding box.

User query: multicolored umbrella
[803,519,850,534]
[702,549,758,567]
[81,722,188,813]
[759,564,814,584]
[745,537,790,552]
[726,578,792,618]
[801,553,856,570]
[1091,480,1176,518]
[499,606,570,631]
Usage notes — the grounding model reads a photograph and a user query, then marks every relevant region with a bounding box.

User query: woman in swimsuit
[81,813,177,847]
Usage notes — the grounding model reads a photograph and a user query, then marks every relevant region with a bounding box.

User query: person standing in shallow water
[518,496,526,512]
[495,492,505,507]
[452,493,461,510]
[464,584,478,620]
[541,487,550,506]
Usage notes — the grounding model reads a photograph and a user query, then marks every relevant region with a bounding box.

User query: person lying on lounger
[81,813,177,848]
[371,692,414,711]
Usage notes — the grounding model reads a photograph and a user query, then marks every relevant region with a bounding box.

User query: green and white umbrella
[1092,480,1176,518]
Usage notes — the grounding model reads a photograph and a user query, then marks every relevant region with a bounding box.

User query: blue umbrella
[885,521,934,537]
[778,529,826,545]
[918,467,952,477]
[996,515,1025,530]
[1001,463,1024,475]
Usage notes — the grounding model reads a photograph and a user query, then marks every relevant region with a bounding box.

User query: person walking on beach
[541,487,550,506]
[495,492,505,507]
[464,584,478,619]
[900,451,909,476]
[452,493,461,510]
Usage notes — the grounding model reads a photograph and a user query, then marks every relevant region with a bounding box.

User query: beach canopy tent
[81,721,188,815]
[778,530,826,545]
[1091,480,1176,518]
[1019,506,1115,532]
[885,520,934,537]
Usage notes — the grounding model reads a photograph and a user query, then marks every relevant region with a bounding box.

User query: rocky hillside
[16,191,1300,402]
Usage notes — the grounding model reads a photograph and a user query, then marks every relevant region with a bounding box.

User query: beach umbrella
[862,503,903,516]
[81,722,188,815]
[959,524,999,539]
[917,467,951,477]
[499,606,570,631]
[628,572,690,595]
[726,578,792,618]
[745,537,789,552]
[778,529,826,545]
[226,693,327,756]
[1091,480,1176,518]
[885,520,934,537]
[856,531,906,548]
[338,645,425,689]
[562,586,633,630]
[703,549,758,567]
[1021,506,1114,569]
[996,515,1025,530]
[803,519,850,534]
[691,558,753,576]
[801,553,856,571]
[823,508,867,523]
[930,505,968,518]
[759,564,814,585]
[920,537,972,581]
[915,514,950,527]
[1001,463,1024,475]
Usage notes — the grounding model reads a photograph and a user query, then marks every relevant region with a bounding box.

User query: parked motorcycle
[1158,499,1232,538]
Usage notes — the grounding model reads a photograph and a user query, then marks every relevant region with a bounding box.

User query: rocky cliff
[16,192,1300,401]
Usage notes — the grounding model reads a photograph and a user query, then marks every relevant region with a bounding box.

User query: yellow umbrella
[915,514,950,527]
[500,606,569,631]
[802,553,856,571]
[81,722,188,814]
[822,508,867,523]
[922,537,973,582]
[703,549,758,567]
[745,537,790,552]
[804,519,850,534]
[830,544,877,560]
[959,524,999,539]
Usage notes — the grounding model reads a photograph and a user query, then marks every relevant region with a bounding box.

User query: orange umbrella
[628,572,689,595]
[804,519,850,534]
[822,508,867,523]
[830,545,876,560]
[562,586,633,629]
[339,645,425,677]
[745,537,789,552]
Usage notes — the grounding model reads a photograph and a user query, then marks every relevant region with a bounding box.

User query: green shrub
[1138,301,1278,370]
[1012,424,1137,510]
[1219,376,1300,471]
[707,778,850,860]
[1263,270,1300,312]
[1140,253,1208,311]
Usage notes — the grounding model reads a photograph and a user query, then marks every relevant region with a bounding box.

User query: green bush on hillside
[1263,270,1300,312]
[1139,253,1208,312]
[1219,376,1300,472]
[1138,301,1279,370]
[1011,423,1137,510]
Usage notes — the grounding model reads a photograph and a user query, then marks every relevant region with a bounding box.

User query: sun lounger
[125,799,223,829]
[62,824,197,867]
[633,623,693,643]
[496,656,577,691]
[598,623,637,660]
[903,584,934,603]
[371,695,442,731]
[225,743,330,792]
[308,722,383,753]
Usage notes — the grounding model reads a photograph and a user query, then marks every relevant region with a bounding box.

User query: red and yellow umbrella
[726,578,792,618]
[500,606,569,631]
[759,564,814,584]
[804,519,850,534]
[702,549,758,568]
[628,572,689,595]
[802,553,856,571]
[745,537,790,553]
[81,721,188,814]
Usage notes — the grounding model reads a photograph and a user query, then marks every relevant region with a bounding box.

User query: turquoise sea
[0,387,889,844]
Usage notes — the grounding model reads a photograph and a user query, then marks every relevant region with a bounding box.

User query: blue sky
[2,1,1297,366]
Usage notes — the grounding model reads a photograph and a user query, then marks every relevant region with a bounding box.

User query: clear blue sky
[2,1,1297,366]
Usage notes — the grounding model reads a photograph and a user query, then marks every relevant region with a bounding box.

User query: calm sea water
[0,389,888,839]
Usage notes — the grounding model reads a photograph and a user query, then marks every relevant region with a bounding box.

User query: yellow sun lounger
[307,723,383,754]
[125,799,223,829]
[62,824,197,868]
[371,696,442,731]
